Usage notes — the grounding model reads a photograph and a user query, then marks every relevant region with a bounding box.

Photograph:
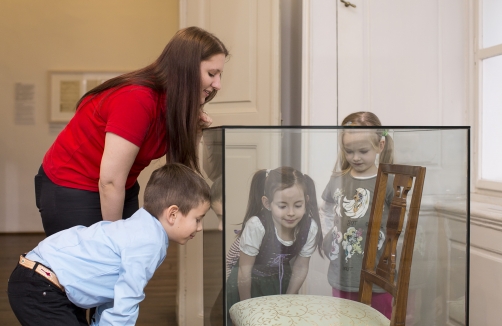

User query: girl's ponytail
[305,174,324,257]
[379,133,394,164]
[239,169,267,237]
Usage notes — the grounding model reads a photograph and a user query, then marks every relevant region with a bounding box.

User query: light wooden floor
[0,233,178,325]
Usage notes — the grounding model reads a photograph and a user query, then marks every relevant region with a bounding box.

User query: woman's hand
[99,132,140,221]
[199,109,213,129]
[197,109,213,145]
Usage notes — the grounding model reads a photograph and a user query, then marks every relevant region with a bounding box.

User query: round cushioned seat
[229,294,389,326]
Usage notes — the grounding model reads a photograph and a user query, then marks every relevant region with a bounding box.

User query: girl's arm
[226,237,241,280]
[237,252,256,300]
[99,132,139,221]
[319,200,336,237]
[286,256,311,294]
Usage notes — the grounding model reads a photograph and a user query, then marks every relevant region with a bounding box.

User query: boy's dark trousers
[8,263,88,326]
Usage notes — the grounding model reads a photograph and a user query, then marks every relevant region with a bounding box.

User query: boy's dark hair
[210,176,222,204]
[144,163,211,218]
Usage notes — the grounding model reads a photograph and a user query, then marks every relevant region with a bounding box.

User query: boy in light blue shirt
[8,163,211,326]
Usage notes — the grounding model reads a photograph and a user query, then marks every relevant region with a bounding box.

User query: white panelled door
[335,2,469,326]
[306,1,469,325]
[336,0,467,126]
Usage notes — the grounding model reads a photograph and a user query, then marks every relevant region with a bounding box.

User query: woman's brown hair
[76,27,229,173]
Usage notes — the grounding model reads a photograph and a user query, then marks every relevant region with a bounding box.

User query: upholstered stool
[229,294,389,326]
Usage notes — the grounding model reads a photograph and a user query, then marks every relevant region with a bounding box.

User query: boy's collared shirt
[26,208,169,326]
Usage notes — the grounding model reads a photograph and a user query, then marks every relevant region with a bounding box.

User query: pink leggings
[332,288,393,319]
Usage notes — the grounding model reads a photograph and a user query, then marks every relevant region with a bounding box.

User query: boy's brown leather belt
[18,255,64,291]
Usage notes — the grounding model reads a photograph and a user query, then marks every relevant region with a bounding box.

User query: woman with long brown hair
[35,26,229,237]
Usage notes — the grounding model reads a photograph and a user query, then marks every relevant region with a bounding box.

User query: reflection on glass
[202,127,469,326]
[482,55,502,182]
[482,0,502,48]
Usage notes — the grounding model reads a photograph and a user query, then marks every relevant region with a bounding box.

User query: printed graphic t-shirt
[321,173,394,292]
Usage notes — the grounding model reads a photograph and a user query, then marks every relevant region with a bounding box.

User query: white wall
[0,0,178,232]
[468,202,502,325]
[305,0,470,127]
[302,0,338,126]
[302,1,481,325]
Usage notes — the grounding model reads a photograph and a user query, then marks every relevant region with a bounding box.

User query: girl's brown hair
[240,167,324,256]
[76,27,229,173]
[334,111,394,176]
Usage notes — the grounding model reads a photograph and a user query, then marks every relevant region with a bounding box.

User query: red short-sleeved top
[43,85,167,192]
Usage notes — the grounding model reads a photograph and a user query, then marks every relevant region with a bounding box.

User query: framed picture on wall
[49,71,123,122]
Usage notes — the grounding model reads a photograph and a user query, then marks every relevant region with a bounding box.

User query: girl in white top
[226,167,323,317]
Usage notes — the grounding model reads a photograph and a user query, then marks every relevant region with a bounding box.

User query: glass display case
[201,126,469,326]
